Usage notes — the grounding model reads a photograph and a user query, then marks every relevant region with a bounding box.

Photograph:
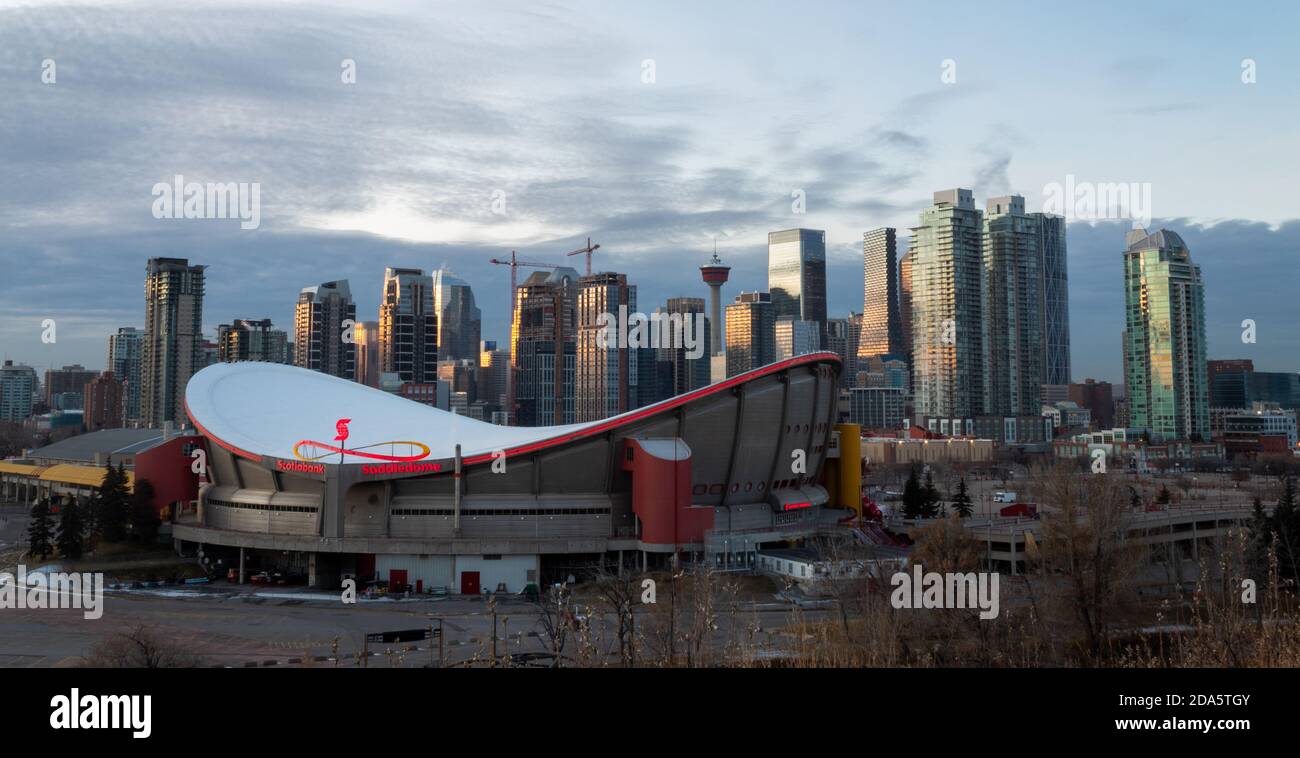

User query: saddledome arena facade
[177,352,842,592]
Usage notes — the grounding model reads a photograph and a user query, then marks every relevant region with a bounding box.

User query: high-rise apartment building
[107,327,143,425]
[910,189,984,422]
[725,292,775,377]
[511,268,580,426]
[576,272,637,422]
[768,229,828,343]
[141,257,206,427]
[432,268,482,362]
[0,360,36,422]
[43,365,98,407]
[1038,213,1071,386]
[898,252,914,358]
[379,268,438,383]
[84,371,124,432]
[859,227,904,362]
[294,280,356,380]
[1123,228,1209,441]
[216,318,290,363]
[982,195,1044,417]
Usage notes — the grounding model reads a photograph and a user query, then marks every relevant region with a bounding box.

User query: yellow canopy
[37,464,135,492]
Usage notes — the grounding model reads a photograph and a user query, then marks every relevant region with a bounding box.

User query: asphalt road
[0,584,811,668]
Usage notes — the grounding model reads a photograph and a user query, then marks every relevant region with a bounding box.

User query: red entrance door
[461,571,480,595]
[389,569,408,593]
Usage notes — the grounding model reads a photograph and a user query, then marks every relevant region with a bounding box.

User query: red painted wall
[622,439,713,547]
[134,436,202,516]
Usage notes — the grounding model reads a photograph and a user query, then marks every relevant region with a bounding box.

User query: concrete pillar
[1009,526,1017,576]
[308,553,318,588]
[239,547,246,584]
[617,549,623,576]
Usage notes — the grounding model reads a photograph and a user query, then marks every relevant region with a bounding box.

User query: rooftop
[25,428,187,464]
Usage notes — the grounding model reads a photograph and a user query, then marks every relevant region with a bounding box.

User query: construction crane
[489,250,561,310]
[565,237,601,276]
[489,250,561,423]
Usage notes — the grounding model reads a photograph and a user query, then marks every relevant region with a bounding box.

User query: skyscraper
[775,318,820,360]
[354,320,380,388]
[1038,213,1071,386]
[511,267,580,426]
[576,272,637,421]
[107,327,143,425]
[898,252,914,360]
[725,292,775,377]
[910,190,984,423]
[216,319,290,363]
[859,227,904,362]
[141,257,205,428]
[432,268,482,362]
[478,339,510,420]
[294,280,356,380]
[982,195,1044,417]
[825,316,855,388]
[379,267,438,383]
[767,229,828,343]
[658,297,710,396]
[1123,227,1209,441]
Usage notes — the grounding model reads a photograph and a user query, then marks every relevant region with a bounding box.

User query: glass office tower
[767,229,828,343]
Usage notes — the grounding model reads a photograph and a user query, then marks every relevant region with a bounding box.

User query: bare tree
[1032,463,1143,661]
[80,624,206,668]
[532,583,574,668]
[590,566,640,667]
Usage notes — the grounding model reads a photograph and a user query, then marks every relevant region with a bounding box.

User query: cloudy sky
[1,0,1297,384]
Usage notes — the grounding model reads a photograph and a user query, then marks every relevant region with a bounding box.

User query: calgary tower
[699,248,731,360]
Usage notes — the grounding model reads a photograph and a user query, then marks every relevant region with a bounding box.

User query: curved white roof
[186,352,843,466]
[185,362,590,463]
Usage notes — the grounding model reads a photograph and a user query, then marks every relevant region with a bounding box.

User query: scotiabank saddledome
[179,352,841,591]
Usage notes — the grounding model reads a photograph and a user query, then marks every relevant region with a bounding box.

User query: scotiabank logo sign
[361,462,442,476]
[277,459,325,475]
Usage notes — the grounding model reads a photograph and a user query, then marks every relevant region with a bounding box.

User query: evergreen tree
[96,462,131,542]
[56,495,85,560]
[1156,485,1172,506]
[902,468,923,519]
[1129,487,1143,510]
[1273,475,1300,581]
[27,498,54,561]
[921,470,941,519]
[130,479,161,544]
[1248,496,1272,584]
[951,477,974,517]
